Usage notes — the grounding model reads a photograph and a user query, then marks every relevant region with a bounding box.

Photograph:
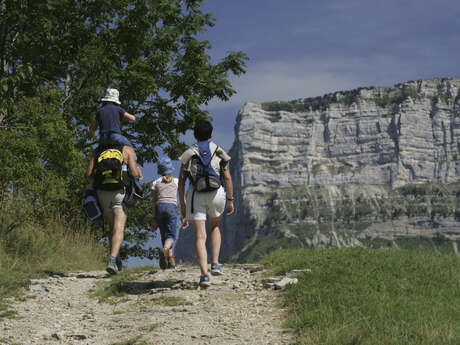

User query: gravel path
[0,264,292,345]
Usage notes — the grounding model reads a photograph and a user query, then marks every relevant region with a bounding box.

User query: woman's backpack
[186,141,223,213]
[187,141,222,192]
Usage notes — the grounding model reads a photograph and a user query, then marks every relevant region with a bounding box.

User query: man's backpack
[94,146,124,190]
[187,141,222,192]
[123,175,144,207]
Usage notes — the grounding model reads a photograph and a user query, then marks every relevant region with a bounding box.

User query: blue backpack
[187,142,223,213]
[83,186,102,221]
[188,141,222,192]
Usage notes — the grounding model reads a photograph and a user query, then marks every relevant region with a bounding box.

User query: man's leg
[192,220,208,276]
[106,213,114,249]
[110,207,127,258]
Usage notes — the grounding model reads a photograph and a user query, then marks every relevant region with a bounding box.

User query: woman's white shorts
[186,186,226,221]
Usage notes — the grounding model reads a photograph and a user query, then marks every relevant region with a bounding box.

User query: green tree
[0,0,247,257]
[1,0,247,162]
[0,86,85,224]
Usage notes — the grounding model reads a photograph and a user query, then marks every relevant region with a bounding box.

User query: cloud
[208,50,459,112]
[207,58,373,110]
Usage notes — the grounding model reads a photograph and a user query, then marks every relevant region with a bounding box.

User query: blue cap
[157,157,173,175]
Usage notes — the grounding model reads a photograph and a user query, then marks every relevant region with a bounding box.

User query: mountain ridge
[219,77,460,261]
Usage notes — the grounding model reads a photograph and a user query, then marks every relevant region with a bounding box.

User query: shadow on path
[118,280,187,294]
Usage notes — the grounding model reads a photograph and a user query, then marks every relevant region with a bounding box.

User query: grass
[151,296,191,306]
[0,215,106,319]
[90,271,135,304]
[109,336,148,345]
[90,266,155,304]
[138,322,162,332]
[0,303,17,319]
[263,247,460,345]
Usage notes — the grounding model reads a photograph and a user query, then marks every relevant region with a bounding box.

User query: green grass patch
[151,296,191,306]
[0,303,17,319]
[90,266,155,304]
[263,248,460,345]
[90,272,135,304]
[109,336,148,345]
[138,322,162,332]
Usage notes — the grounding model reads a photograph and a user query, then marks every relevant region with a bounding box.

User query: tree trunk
[0,0,8,125]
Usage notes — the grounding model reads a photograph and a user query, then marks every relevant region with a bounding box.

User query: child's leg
[99,132,111,146]
[163,204,178,251]
[155,206,166,246]
[109,132,132,147]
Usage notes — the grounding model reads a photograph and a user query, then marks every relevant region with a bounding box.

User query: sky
[196,0,460,150]
[146,0,460,182]
[143,0,460,183]
[133,0,460,265]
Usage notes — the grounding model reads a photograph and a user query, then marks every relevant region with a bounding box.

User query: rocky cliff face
[222,77,460,261]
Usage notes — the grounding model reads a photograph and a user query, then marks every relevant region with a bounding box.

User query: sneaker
[106,256,118,275]
[211,262,223,276]
[116,256,123,272]
[199,274,211,288]
[158,248,167,270]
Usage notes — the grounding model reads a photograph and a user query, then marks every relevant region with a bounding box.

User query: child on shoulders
[90,88,135,147]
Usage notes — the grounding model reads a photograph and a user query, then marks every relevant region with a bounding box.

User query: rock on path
[0,264,292,345]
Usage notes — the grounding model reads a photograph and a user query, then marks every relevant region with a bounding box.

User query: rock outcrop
[222,77,460,261]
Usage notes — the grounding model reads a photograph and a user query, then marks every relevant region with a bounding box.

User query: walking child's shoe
[210,262,223,276]
[106,256,118,275]
[199,274,211,288]
[166,249,176,269]
[158,248,167,270]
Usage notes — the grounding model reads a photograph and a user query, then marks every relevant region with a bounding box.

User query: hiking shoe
[116,256,123,272]
[158,248,167,270]
[106,256,118,275]
[199,274,211,288]
[166,249,176,269]
[211,262,223,276]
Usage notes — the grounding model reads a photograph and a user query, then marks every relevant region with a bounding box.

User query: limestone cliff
[222,77,460,261]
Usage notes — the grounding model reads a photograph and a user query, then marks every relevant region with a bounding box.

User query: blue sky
[143,0,460,180]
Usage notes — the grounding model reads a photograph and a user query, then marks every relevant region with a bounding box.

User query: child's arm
[122,112,136,122]
[151,185,158,230]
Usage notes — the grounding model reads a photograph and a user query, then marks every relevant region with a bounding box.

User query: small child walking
[90,88,135,147]
[151,157,180,269]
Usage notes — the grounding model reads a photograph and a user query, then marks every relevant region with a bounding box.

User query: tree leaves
[0,0,248,257]
[2,0,247,163]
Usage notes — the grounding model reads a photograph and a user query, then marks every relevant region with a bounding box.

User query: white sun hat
[101,88,121,105]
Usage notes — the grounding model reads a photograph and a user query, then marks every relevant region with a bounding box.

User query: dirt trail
[0,264,292,345]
